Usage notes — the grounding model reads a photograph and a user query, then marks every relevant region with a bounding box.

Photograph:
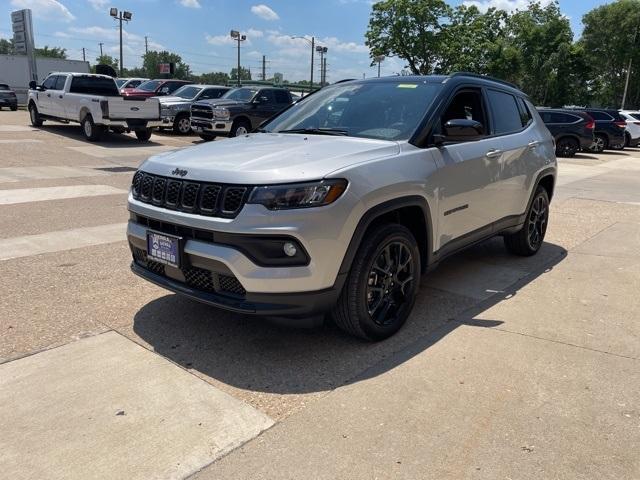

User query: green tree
[230,67,252,81]
[142,51,191,79]
[91,54,119,73]
[35,45,67,59]
[580,0,640,108]
[198,71,230,85]
[0,38,14,55]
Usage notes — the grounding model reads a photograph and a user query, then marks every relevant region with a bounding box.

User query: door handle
[46,94,51,97]
[485,149,503,158]
[528,141,540,148]
[58,95,63,99]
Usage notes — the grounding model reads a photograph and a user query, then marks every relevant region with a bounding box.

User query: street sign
[159,63,170,74]
[13,31,25,43]
[11,10,24,22]
[14,42,27,54]
[12,20,25,33]
[10,9,37,81]
[274,72,283,86]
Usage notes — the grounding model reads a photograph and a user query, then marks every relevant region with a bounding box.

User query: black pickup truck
[190,87,293,141]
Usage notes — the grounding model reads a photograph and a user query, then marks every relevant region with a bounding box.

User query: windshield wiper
[277,127,349,136]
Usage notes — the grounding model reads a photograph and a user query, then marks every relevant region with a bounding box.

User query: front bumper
[190,118,232,136]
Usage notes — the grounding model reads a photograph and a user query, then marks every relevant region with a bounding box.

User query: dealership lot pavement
[0,110,638,479]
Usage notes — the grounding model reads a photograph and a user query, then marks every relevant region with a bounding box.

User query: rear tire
[29,103,43,127]
[556,137,579,157]
[11,105,18,111]
[331,224,421,341]
[173,113,192,135]
[82,114,103,142]
[199,134,215,142]
[589,134,607,153]
[134,128,153,142]
[504,186,549,256]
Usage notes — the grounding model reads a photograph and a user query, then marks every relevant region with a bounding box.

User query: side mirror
[438,119,484,144]
[29,80,37,90]
[159,87,170,95]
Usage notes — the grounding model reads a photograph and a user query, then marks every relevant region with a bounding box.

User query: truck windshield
[262,81,442,141]
[69,76,120,96]
[173,86,202,99]
[222,88,259,102]
[137,80,162,92]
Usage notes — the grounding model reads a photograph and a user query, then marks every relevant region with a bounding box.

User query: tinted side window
[42,75,57,89]
[200,88,226,100]
[438,88,487,138]
[487,89,522,134]
[54,76,67,90]
[166,82,186,94]
[274,90,291,104]
[259,90,276,104]
[516,97,532,127]
[589,111,612,121]
[70,76,119,96]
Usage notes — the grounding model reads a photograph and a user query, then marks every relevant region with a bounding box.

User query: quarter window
[516,97,532,127]
[588,111,612,121]
[487,89,522,135]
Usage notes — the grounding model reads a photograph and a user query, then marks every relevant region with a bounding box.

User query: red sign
[159,63,170,74]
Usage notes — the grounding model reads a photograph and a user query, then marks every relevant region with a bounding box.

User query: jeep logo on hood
[130,107,140,111]
[171,168,188,177]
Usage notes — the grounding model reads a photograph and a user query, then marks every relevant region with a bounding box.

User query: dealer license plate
[146,231,181,268]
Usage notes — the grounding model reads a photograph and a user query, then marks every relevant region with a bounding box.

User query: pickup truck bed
[28,73,162,142]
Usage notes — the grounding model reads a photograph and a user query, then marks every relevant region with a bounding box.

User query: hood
[140,133,400,184]
[159,96,191,105]
[194,99,243,108]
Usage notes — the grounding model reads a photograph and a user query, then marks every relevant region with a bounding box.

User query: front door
[428,87,504,250]
[38,75,58,115]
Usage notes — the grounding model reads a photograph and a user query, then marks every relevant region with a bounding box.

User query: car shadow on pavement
[133,240,567,395]
[35,123,165,147]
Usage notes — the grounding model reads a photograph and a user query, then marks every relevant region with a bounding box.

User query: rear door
[252,89,281,125]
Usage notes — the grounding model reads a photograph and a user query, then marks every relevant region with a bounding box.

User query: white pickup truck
[27,72,162,142]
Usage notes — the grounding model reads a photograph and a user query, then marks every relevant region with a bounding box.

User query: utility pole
[99,42,103,56]
[621,24,639,110]
[82,47,86,62]
[144,36,148,54]
[262,55,266,81]
[374,55,385,78]
[230,30,246,87]
[110,8,133,76]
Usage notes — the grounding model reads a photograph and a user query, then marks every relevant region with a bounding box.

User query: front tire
[230,119,251,137]
[173,113,192,135]
[199,134,215,142]
[556,137,579,157]
[331,224,421,341]
[504,186,549,256]
[29,103,43,127]
[11,105,18,111]
[82,114,103,142]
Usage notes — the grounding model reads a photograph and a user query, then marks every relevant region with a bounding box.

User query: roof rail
[450,72,519,90]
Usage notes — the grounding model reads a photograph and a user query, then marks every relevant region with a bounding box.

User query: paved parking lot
[1,110,638,479]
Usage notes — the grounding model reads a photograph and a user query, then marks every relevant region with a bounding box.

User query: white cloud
[266,33,368,56]
[251,4,279,21]
[10,0,75,22]
[247,28,263,38]
[53,31,71,38]
[462,0,551,13]
[205,34,235,46]
[69,25,142,43]
[180,0,201,8]
[87,0,108,12]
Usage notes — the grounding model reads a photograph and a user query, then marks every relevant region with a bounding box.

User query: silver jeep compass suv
[127,73,556,340]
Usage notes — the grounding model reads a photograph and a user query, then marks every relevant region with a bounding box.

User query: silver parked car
[127,73,557,340]
[158,84,231,134]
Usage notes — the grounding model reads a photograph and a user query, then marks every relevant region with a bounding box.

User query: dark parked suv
[0,83,18,111]
[538,108,594,157]
[569,108,626,152]
[190,87,293,141]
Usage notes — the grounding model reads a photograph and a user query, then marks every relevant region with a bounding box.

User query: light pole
[109,7,132,76]
[374,55,385,78]
[291,36,315,92]
[230,30,247,87]
[621,24,639,110]
[316,46,328,85]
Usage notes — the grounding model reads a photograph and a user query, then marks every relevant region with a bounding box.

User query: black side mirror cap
[29,80,37,90]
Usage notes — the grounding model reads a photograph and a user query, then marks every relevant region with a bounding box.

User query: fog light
[283,242,297,257]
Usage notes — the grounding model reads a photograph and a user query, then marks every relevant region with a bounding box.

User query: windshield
[115,79,126,88]
[172,85,203,99]
[222,87,258,102]
[137,80,162,92]
[262,81,442,141]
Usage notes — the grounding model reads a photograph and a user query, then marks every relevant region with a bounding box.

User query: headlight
[247,179,347,210]
[213,107,230,120]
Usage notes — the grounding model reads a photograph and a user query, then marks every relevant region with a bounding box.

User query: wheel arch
[555,134,580,145]
[338,196,434,277]
[232,115,252,129]
[78,107,91,123]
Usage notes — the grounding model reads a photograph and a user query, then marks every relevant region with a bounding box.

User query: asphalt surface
[0,110,638,479]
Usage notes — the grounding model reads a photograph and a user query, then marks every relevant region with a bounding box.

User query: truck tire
[331,223,421,341]
[173,113,192,135]
[199,134,215,142]
[135,128,153,142]
[230,118,251,137]
[11,105,18,111]
[82,114,103,142]
[503,186,549,256]
[29,103,43,127]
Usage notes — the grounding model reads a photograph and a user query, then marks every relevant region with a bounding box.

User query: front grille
[132,246,245,299]
[191,104,213,120]
[132,172,250,218]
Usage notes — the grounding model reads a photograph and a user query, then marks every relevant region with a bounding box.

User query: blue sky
[1,0,611,82]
